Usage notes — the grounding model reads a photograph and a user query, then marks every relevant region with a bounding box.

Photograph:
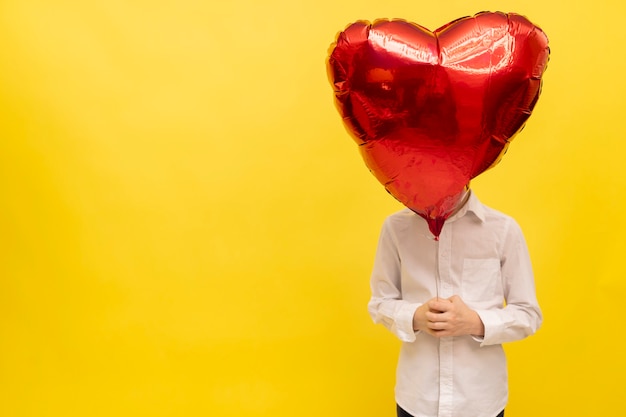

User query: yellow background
[1,0,624,416]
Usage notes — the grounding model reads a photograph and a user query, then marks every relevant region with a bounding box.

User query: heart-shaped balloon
[327,11,549,237]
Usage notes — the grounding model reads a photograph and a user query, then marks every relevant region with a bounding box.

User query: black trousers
[396,404,504,417]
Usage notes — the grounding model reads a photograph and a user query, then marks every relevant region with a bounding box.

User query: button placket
[437,226,454,417]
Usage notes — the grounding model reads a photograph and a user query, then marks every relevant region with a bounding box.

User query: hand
[419,295,485,338]
[412,302,438,332]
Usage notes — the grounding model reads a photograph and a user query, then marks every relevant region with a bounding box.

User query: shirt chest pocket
[461,258,503,302]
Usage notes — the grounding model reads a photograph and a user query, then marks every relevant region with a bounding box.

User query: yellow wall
[1,1,624,416]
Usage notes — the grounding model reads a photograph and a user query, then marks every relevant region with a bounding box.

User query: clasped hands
[413,295,485,338]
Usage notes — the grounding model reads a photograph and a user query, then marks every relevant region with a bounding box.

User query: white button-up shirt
[368,192,542,417]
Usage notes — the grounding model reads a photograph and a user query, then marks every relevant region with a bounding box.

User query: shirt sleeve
[475,218,543,346]
[367,218,422,343]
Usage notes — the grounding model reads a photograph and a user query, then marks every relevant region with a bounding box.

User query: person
[368,188,542,417]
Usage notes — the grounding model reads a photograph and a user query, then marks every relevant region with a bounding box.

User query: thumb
[429,297,451,312]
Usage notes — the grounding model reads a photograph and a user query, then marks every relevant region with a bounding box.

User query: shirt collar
[447,189,486,223]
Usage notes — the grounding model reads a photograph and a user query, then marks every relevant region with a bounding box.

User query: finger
[427,300,441,312]
[429,299,452,313]
[425,311,439,321]
[426,311,449,322]
[448,295,466,308]
[427,320,448,330]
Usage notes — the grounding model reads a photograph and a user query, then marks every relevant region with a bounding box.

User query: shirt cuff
[474,309,503,346]
[395,302,421,343]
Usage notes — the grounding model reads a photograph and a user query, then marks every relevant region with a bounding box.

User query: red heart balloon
[327,12,549,237]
